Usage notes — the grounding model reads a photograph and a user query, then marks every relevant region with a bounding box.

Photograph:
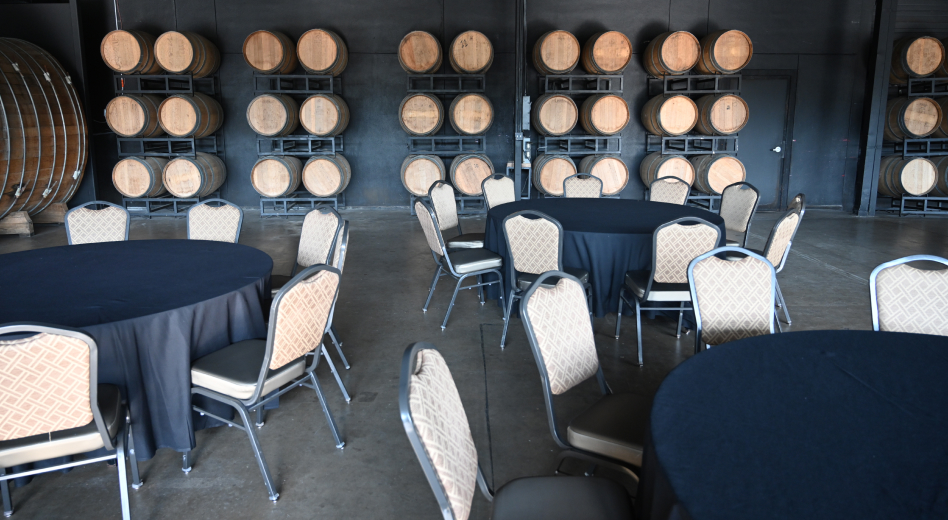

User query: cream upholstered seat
[64,201,130,245]
[719,182,760,247]
[429,181,485,250]
[648,177,691,205]
[563,173,603,198]
[187,198,243,243]
[191,340,306,400]
[270,206,343,296]
[482,174,516,210]
[400,343,633,520]
[870,255,948,336]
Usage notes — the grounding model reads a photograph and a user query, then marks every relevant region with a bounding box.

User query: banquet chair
[500,210,590,349]
[416,200,505,330]
[614,217,720,365]
[270,206,342,296]
[689,247,776,353]
[187,199,243,243]
[870,255,948,336]
[563,174,603,199]
[400,342,634,520]
[64,201,130,245]
[647,177,691,205]
[326,220,351,374]
[429,181,485,250]
[188,265,345,502]
[0,324,141,520]
[718,182,760,247]
[482,174,516,210]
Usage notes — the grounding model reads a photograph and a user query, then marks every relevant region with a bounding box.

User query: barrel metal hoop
[11,63,18,72]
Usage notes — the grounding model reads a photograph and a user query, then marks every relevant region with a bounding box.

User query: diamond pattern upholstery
[189,203,242,243]
[504,215,559,274]
[763,212,800,271]
[409,349,478,520]
[719,184,759,234]
[298,209,341,267]
[649,178,690,205]
[430,183,459,231]
[270,269,339,370]
[692,254,774,346]
[875,263,948,336]
[563,175,602,199]
[415,201,445,256]
[66,205,128,245]
[654,222,720,283]
[0,333,93,442]
[482,176,516,210]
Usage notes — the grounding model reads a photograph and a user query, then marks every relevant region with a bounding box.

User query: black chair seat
[446,232,485,250]
[450,248,503,274]
[567,393,651,467]
[623,270,690,302]
[491,476,632,520]
[517,267,589,291]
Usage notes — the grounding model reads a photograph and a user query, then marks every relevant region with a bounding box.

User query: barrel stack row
[101,29,221,78]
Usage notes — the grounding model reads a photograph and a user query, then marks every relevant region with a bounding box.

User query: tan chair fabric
[653,222,720,283]
[430,183,459,231]
[483,176,516,210]
[66,206,128,245]
[649,178,690,205]
[409,349,478,520]
[563,175,602,199]
[415,202,445,256]
[270,269,340,370]
[525,278,599,395]
[298,209,340,266]
[504,215,559,274]
[692,255,774,345]
[189,203,241,243]
[875,264,948,336]
[719,184,759,234]
[763,212,800,270]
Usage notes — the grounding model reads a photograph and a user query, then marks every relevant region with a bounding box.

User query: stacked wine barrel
[889,36,945,85]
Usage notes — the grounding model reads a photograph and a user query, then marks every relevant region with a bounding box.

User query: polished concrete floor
[2,207,947,519]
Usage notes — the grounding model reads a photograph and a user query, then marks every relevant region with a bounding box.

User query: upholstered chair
[482,174,516,210]
[187,198,243,243]
[270,206,343,296]
[754,205,804,329]
[428,181,484,249]
[870,255,948,336]
[65,201,130,245]
[325,220,352,375]
[648,177,691,205]
[563,174,603,199]
[719,182,760,247]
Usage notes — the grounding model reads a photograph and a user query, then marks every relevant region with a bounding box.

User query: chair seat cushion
[191,339,305,401]
[491,476,632,520]
[624,270,691,302]
[270,274,292,297]
[0,385,122,468]
[517,267,589,291]
[567,393,651,467]
[446,232,485,250]
[450,248,503,274]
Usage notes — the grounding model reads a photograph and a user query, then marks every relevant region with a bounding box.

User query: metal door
[736,76,792,210]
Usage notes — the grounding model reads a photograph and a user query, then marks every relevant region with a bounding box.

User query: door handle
[772,146,782,153]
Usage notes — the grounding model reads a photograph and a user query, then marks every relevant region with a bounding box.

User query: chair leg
[776,281,792,325]
[234,405,279,502]
[115,421,132,520]
[182,451,193,473]
[775,309,783,333]
[615,291,624,339]
[441,276,466,330]
[309,372,345,449]
[635,298,643,366]
[126,413,143,489]
[327,327,350,370]
[322,345,351,403]
[255,407,266,428]
[676,302,685,339]
[1,468,13,517]
[477,275,485,305]
[500,290,517,350]
[422,266,442,313]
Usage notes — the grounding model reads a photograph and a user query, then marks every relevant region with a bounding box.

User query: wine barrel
[158,93,224,138]
[251,156,302,197]
[532,154,577,196]
[533,94,578,136]
[695,30,753,75]
[641,94,698,136]
[162,152,226,198]
[401,155,445,196]
[533,31,581,75]
[299,94,349,136]
[937,37,948,78]
[449,93,493,135]
[877,156,937,197]
[694,94,749,135]
[399,93,444,136]
[298,29,348,76]
[929,156,948,196]
[450,154,494,196]
[112,156,168,198]
[0,38,88,217]
[242,30,297,74]
[581,31,633,74]
[100,30,161,74]
[302,154,350,196]
[639,152,695,187]
[579,155,629,196]
[580,94,630,136]
[154,31,220,78]
[690,154,746,195]
[399,31,442,74]
[106,94,164,137]
[643,31,700,77]
[884,97,943,141]
[890,37,946,85]
[934,97,948,138]
[247,94,299,136]
[449,31,493,74]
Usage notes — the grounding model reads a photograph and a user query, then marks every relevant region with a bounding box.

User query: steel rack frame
[113,73,217,95]
[409,136,487,155]
[257,135,343,156]
[252,74,341,95]
[123,191,220,218]
[507,163,532,200]
[407,74,485,93]
[539,75,623,94]
[647,74,741,96]
[408,193,487,216]
[646,134,738,155]
[876,195,948,216]
[685,192,722,212]
[260,191,345,216]
[117,136,220,157]
[883,138,948,158]
[537,135,621,155]
[904,77,948,97]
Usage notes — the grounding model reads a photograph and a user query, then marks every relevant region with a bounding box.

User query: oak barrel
[532,154,577,196]
[242,30,298,74]
[890,37,945,85]
[0,38,89,217]
[399,93,444,136]
[100,30,161,74]
[449,31,493,74]
[154,31,220,78]
[533,94,578,136]
[694,94,749,135]
[884,97,943,141]
[934,96,948,138]
[300,94,349,136]
[581,31,633,74]
[162,152,226,198]
[690,154,746,195]
[247,94,299,136]
[695,30,753,75]
[399,31,442,74]
[158,93,224,138]
[112,156,168,198]
[639,152,695,187]
[877,156,936,197]
[533,31,581,75]
[929,156,948,197]
[580,94,630,136]
[450,154,494,196]
[302,154,350,196]
[643,31,700,77]
[449,93,493,135]
[641,94,698,136]
[298,29,348,76]
[579,155,629,196]
[401,155,445,196]
[106,94,164,137]
[251,156,302,197]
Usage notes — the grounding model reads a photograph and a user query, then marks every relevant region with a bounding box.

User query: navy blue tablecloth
[483,198,725,317]
[638,330,948,520]
[0,240,272,460]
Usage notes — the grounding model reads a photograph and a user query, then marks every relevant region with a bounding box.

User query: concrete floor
[2,207,947,519]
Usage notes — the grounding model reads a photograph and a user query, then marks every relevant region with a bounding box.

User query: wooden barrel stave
[399,31,442,74]
[694,94,749,135]
[298,29,348,76]
[155,31,220,78]
[929,156,948,196]
[158,92,224,138]
[302,153,350,196]
[690,154,745,194]
[533,154,577,196]
[449,31,493,74]
[878,156,937,197]
[890,37,946,85]
[251,156,302,197]
[580,94,630,136]
[106,94,164,137]
[695,30,753,75]
[450,153,493,195]
[533,31,580,75]
[399,93,444,136]
[401,155,445,196]
[581,31,633,74]
[643,31,700,77]
[247,94,299,136]
[112,156,168,198]
[243,30,298,74]
[162,152,226,198]
[639,152,695,187]
[884,97,943,141]
[579,155,629,195]
[449,93,493,136]
[935,97,948,138]
[100,30,161,74]
[641,94,698,136]
[300,93,349,136]
[533,93,578,136]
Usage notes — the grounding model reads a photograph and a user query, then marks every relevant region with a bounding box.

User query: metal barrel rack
[123,191,221,218]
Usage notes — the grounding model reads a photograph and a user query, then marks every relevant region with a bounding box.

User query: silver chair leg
[1,468,12,517]
[676,302,685,339]
[477,275,485,305]
[233,405,279,502]
[635,297,644,366]
[776,281,792,325]
[309,372,345,449]
[126,414,143,489]
[322,345,351,402]
[441,275,467,330]
[327,328,350,370]
[615,291,624,339]
[775,309,784,333]
[422,266,442,313]
[255,407,266,428]
[115,421,132,520]
[500,290,517,350]
[182,450,193,473]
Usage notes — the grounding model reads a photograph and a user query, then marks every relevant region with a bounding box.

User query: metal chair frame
[481,173,516,211]
[719,182,760,248]
[869,255,948,332]
[64,201,131,245]
[288,206,343,277]
[647,176,691,205]
[562,173,603,198]
[186,198,244,242]
[326,221,351,389]
[760,205,805,330]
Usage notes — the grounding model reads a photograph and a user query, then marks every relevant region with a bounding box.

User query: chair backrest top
[267,266,341,374]
[502,210,562,277]
[719,182,760,234]
[415,200,446,257]
[762,210,802,272]
[648,177,691,205]
[563,173,603,199]
[298,206,342,267]
[187,198,243,243]
[870,255,948,335]
[653,218,721,284]
[481,174,516,210]
[788,193,807,217]
[428,181,459,231]
[65,201,130,245]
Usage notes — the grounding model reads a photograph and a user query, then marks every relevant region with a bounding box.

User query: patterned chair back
[761,210,802,272]
[689,248,775,346]
[502,211,561,278]
[563,174,603,199]
[298,206,342,267]
[653,218,721,284]
[187,199,243,243]
[719,182,760,234]
[788,193,807,218]
[267,266,341,374]
[415,201,446,257]
[428,181,459,231]
[648,177,691,205]
[65,201,129,245]
[481,174,516,210]
[331,220,349,272]
[870,255,948,336]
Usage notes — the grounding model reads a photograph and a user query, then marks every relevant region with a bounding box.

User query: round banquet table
[0,240,272,460]
[483,198,725,316]
[638,330,948,520]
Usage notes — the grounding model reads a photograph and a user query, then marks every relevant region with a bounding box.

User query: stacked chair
[870,255,948,335]
[187,199,243,243]
[64,201,130,245]
[647,177,690,205]
[718,182,760,247]
[482,174,516,210]
[563,174,603,199]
